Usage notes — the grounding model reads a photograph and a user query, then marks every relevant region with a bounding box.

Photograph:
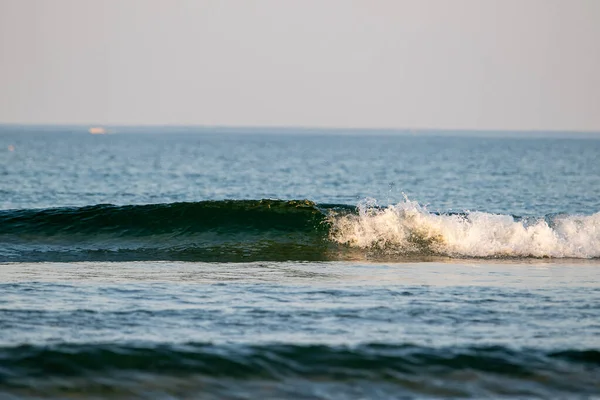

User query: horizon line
[1,122,600,135]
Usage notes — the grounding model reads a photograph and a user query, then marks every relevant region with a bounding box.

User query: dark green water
[1,127,599,398]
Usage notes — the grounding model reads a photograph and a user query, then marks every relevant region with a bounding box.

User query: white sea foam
[329,197,600,258]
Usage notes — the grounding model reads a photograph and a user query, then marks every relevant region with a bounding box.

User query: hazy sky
[1,0,599,130]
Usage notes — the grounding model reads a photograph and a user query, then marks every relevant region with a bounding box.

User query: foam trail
[329,198,600,258]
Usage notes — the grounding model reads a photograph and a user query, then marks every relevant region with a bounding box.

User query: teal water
[0,126,599,398]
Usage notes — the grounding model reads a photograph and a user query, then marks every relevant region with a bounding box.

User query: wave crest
[329,198,600,258]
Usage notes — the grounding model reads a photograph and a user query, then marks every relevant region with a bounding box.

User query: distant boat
[89,127,107,135]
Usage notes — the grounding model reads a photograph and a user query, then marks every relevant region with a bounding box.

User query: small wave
[1,198,599,262]
[0,199,328,237]
[329,197,600,258]
[0,200,335,262]
[0,343,598,398]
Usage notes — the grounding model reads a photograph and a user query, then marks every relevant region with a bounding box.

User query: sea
[0,125,599,399]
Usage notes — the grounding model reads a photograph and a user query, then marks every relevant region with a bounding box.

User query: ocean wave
[1,343,598,398]
[0,199,330,236]
[1,198,599,262]
[329,197,600,258]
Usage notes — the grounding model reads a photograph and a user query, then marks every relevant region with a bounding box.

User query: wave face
[0,200,339,262]
[1,199,599,262]
[1,343,598,398]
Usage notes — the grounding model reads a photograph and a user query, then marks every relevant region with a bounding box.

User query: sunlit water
[0,127,599,398]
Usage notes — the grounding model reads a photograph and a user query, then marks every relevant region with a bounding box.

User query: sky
[0,0,599,131]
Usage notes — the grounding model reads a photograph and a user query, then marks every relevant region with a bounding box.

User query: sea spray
[328,197,600,258]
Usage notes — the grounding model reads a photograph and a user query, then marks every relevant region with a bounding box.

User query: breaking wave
[329,197,600,259]
[1,198,599,262]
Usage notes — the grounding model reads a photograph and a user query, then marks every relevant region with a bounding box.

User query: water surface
[0,127,599,398]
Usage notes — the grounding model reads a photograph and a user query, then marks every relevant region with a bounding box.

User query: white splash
[329,197,600,258]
